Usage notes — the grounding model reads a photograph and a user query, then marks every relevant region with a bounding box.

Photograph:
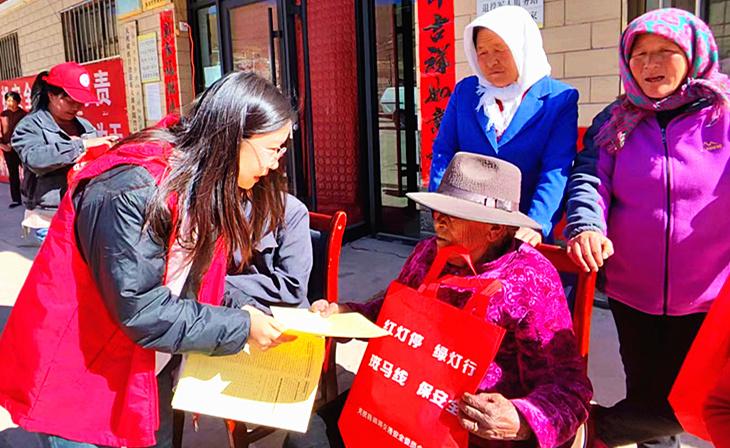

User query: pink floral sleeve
[505,254,592,447]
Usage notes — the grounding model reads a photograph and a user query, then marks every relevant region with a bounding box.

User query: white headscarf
[464,6,551,135]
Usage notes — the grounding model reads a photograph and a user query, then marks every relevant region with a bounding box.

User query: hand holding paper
[271,306,389,339]
[245,306,296,351]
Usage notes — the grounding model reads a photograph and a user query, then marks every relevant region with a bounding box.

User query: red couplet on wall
[160,10,181,115]
[0,58,130,183]
[418,0,456,189]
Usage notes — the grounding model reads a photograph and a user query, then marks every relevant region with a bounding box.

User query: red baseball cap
[44,62,99,105]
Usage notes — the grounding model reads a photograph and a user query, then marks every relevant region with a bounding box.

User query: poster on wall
[418,0,456,188]
[0,58,130,182]
[476,0,544,27]
[138,33,161,83]
[118,0,142,19]
[160,10,181,115]
[121,21,146,132]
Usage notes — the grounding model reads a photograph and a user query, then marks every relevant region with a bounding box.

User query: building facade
[0,0,726,239]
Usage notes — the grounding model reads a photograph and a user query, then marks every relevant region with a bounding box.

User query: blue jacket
[428,75,578,238]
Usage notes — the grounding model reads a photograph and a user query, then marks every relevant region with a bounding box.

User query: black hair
[4,91,21,103]
[116,71,297,281]
[30,71,67,112]
[473,26,487,48]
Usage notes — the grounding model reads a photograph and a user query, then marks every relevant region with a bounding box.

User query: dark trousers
[595,299,706,448]
[284,392,349,448]
[2,149,21,204]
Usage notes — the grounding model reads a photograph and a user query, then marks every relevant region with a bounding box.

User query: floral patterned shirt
[348,238,592,448]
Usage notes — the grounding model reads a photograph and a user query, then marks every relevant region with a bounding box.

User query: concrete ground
[0,186,713,448]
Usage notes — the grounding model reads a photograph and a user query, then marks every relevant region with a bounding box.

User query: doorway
[371,0,422,239]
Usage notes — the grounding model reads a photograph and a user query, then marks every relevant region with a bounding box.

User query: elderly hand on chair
[566,230,614,273]
[457,392,533,441]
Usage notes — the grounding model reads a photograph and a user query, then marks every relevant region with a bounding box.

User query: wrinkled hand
[457,392,532,441]
[246,307,296,351]
[515,227,542,247]
[566,230,614,273]
[310,299,351,318]
[83,136,119,150]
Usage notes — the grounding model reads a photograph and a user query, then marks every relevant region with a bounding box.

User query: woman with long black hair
[11,62,118,242]
[0,71,296,448]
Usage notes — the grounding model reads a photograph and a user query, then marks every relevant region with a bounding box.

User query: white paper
[144,82,163,121]
[137,33,161,83]
[272,306,389,339]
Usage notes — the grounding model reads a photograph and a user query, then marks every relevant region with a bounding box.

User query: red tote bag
[339,246,506,448]
[669,274,730,440]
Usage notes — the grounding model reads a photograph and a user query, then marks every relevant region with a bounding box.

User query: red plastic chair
[224,210,348,447]
[536,243,596,448]
[535,243,596,364]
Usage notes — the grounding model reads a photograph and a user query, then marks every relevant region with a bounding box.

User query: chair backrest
[307,210,347,406]
[308,211,347,304]
[535,243,596,363]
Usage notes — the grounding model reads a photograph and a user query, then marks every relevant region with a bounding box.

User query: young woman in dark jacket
[0,71,296,448]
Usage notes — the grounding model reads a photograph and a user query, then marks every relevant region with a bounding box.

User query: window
[0,32,22,81]
[61,0,119,64]
[628,0,699,21]
[707,1,730,74]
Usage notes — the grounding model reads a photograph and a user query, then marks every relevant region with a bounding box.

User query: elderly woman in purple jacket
[563,9,730,448]
[286,153,592,448]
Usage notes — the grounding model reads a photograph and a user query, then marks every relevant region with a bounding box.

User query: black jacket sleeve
[225,194,313,313]
[74,164,251,356]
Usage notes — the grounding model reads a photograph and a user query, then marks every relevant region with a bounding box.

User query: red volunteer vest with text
[0,141,228,447]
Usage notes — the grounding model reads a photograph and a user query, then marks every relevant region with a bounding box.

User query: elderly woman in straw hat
[286,153,592,448]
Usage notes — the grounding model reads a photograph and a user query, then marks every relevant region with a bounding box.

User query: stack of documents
[172,307,388,432]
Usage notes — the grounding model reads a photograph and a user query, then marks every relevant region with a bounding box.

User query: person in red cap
[11,62,119,243]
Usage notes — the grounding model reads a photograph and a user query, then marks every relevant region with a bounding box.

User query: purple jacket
[565,100,730,315]
[349,238,592,448]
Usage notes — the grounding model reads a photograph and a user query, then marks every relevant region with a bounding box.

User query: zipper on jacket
[661,126,671,315]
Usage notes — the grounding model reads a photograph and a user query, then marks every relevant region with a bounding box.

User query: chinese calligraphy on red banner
[418,0,455,188]
[0,58,130,182]
[160,10,180,115]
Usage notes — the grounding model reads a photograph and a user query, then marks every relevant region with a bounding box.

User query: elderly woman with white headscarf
[428,6,579,246]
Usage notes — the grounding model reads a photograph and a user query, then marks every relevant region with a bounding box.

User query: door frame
[356,0,421,240]
[188,0,315,206]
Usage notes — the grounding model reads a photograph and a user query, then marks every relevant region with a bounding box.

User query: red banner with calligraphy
[0,58,129,183]
[418,0,456,188]
[160,10,181,115]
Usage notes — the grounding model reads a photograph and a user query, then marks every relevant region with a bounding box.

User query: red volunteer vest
[0,142,228,447]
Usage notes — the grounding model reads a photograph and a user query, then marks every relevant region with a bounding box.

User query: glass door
[196,5,223,88]
[374,0,421,238]
[222,0,282,86]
